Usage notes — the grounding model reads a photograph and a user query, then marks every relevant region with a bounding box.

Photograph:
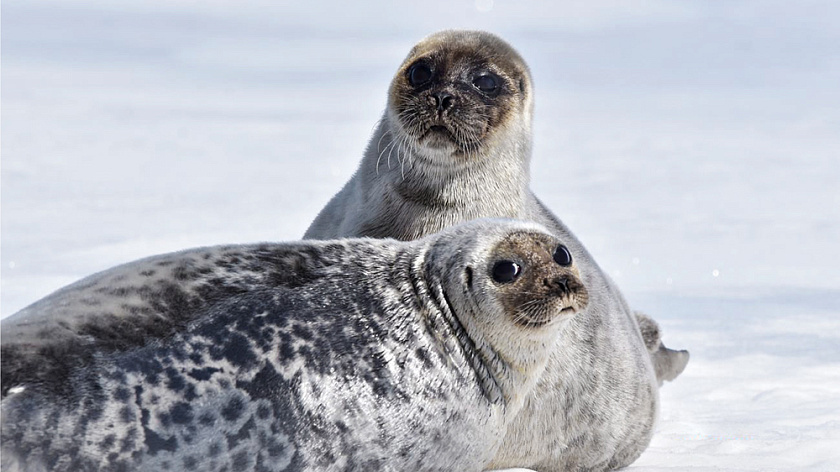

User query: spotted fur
[1,219,582,472]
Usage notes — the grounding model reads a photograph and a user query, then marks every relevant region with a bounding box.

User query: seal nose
[545,276,570,295]
[432,91,455,111]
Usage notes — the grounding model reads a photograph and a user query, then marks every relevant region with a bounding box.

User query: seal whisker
[399,135,408,180]
[377,137,398,175]
[376,130,396,176]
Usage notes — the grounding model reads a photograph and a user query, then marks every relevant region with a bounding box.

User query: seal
[1,219,588,472]
[304,30,689,470]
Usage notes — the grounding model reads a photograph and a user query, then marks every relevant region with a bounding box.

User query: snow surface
[2,1,839,470]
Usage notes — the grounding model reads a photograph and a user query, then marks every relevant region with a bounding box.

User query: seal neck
[361,117,530,220]
[405,243,513,408]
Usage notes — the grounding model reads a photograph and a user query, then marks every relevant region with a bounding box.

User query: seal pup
[304,30,689,470]
[1,219,588,472]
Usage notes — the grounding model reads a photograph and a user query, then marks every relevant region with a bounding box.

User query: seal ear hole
[465,267,473,288]
[519,78,525,93]
[492,260,521,284]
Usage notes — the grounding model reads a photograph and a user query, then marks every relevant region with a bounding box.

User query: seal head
[425,221,589,408]
[387,30,532,163]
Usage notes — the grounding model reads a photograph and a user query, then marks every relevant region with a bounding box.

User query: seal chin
[419,125,459,151]
[409,124,487,164]
[512,298,582,330]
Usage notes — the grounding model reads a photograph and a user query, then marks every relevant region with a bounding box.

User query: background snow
[2,1,838,470]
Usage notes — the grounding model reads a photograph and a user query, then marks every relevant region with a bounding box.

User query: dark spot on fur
[139,270,156,277]
[164,367,186,391]
[211,332,256,368]
[226,417,255,449]
[278,337,295,361]
[172,264,191,281]
[231,450,250,472]
[291,323,313,341]
[208,442,222,457]
[120,427,138,453]
[183,383,198,402]
[143,428,178,456]
[183,455,198,470]
[113,386,131,402]
[297,344,312,360]
[221,396,245,422]
[119,405,135,424]
[158,412,172,428]
[199,412,215,426]
[99,434,117,451]
[106,453,121,468]
[237,363,285,401]
[414,347,433,368]
[170,402,193,424]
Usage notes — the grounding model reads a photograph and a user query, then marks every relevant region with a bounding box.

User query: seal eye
[553,245,572,267]
[492,260,521,283]
[408,63,432,87]
[473,74,499,94]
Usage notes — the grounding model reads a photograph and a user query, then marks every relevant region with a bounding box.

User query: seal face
[489,236,587,329]
[304,29,689,471]
[388,31,530,161]
[1,219,584,472]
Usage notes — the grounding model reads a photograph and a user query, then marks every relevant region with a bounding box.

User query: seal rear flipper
[634,311,689,385]
[652,344,690,385]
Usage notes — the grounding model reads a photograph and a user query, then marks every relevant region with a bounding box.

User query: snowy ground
[2,1,839,470]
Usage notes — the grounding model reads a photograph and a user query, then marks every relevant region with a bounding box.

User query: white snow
[2,1,839,470]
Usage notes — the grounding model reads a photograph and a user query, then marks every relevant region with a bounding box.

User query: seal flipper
[652,343,690,384]
[635,311,689,385]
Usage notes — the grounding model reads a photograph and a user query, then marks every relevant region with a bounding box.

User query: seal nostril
[545,276,569,294]
[433,91,455,111]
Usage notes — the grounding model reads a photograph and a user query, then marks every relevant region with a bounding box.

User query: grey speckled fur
[1,219,581,472]
[304,30,689,471]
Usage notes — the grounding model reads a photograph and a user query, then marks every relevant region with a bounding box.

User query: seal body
[304,30,688,471]
[1,219,588,472]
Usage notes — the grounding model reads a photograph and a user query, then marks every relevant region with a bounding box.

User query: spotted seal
[1,219,588,472]
[304,30,689,470]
